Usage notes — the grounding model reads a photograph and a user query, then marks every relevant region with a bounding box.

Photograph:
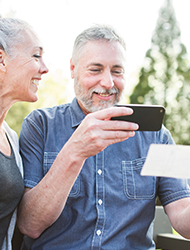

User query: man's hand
[68,106,139,160]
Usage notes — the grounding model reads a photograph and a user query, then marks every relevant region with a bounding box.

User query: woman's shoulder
[3,121,18,146]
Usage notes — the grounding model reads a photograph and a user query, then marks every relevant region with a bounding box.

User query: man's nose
[100,70,114,89]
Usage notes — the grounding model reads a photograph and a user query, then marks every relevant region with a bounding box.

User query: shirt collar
[70,97,86,128]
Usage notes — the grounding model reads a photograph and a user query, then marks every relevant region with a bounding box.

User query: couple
[1,17,190,250]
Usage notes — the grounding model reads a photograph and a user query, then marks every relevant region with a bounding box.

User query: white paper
[141,144,190,178]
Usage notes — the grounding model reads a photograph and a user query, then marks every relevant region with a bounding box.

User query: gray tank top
[0,137,24,248]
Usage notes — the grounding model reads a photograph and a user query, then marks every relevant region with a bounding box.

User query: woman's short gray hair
[0,16,32,58]
[72,24,126,64]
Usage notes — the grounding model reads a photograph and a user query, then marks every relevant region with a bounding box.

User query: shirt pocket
[122,157,156,199]
[43,152,80,197]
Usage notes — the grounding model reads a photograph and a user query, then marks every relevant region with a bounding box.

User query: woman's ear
[0,49,6,73]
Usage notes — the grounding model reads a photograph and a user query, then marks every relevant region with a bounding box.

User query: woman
[0,17,48,249]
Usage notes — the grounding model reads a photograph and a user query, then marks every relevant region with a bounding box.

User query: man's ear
[70,58,75,79]
[0,49,6,73]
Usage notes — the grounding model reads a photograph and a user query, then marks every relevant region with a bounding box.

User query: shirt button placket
[91,151,105,249]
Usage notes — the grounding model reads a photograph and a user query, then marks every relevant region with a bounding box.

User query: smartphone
[111,104,165,131]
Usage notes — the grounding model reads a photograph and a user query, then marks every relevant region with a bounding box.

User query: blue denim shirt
[20,98,190,250]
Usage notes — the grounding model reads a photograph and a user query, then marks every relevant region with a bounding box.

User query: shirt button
[98,169,102,175]
[98,199,103,205]
[96,230,101,236]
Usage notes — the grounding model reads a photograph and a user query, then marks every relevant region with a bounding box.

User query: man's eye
[90,69,101,72]
[112,69,124,75]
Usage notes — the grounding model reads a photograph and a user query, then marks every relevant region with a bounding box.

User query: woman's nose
[40,60,49,75]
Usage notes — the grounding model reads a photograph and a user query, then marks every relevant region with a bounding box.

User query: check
[141,144,190,178]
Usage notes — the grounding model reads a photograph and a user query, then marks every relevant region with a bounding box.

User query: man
[18,25,190,250]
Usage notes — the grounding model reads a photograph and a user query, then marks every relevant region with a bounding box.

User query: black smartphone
[111,104,165,131]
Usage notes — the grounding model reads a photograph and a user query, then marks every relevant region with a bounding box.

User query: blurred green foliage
[129,0,190,145]
[5,70,71,135]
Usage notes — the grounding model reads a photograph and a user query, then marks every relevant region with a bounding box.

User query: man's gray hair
[72,24,126,64]
[0,16,32,58]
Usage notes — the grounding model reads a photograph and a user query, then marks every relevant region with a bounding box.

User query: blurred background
[1,0,190,145]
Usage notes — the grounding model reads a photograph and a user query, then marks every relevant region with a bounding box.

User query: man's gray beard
[78,97,118,113]
[74,78,122,113]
